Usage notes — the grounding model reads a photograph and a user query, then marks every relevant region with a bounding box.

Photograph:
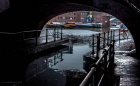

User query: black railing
[80,40,115,86]
[80,28,130,86]
[0,25,70,47]
[0,27,130,48]
[90,29,130,52]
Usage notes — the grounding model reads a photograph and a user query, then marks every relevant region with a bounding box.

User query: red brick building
[48,11,80,23]
[48,11,110,27]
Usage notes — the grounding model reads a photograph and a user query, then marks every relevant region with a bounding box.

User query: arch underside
[37,1,140,56]
[1,0,140,84]
[0,0,140,56]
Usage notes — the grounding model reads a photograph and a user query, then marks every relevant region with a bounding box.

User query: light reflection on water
[25,28,111,86]
[50,43,91,70]
[26,42,92,86]
[26,27,134,86]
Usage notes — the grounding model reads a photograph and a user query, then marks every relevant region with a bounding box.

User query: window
[70,17,73,20]
[63,17,66,19]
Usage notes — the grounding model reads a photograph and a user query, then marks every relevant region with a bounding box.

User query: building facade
[48,11,81,23]
[48,11,110,27]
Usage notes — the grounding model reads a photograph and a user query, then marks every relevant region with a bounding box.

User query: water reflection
[26,41,92,86]
[48,52,63,67]
[25,27,135,86]
[25,27,115,86]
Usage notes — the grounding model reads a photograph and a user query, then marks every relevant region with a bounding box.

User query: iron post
[46,28,48,43]
[119,29,120,44]
[91,34,95,54]
[107,31,109,45]
[61,26,62,40]
[103,32,105,48]
[96,35,100,58]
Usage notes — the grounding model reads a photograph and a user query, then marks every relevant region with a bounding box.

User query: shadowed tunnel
[0,0,140,85]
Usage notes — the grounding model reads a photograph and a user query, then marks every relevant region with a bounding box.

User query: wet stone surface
[85,38,137,86]
[100,55,140,86]
[100,38,140,86]
[115,39,135,51]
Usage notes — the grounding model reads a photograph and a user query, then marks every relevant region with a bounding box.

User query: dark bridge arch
[1,0,137,56]
[36,0,140,57]
[38,2,102,30]
[1,0,140,85]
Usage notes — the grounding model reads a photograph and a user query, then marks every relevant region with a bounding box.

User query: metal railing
[0,25,69,46]
[80,40,115,86]
[0,26,130,48]
[90,29,130,57]
[80,28,131,86]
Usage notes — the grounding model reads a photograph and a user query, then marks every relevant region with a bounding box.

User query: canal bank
[2,28,135,86]
[25,37,135,86]
[26,29,135,86]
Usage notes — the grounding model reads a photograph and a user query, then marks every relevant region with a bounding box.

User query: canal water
[26,42,93,86]
[26,27,132,86]
[26,28,106,86]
